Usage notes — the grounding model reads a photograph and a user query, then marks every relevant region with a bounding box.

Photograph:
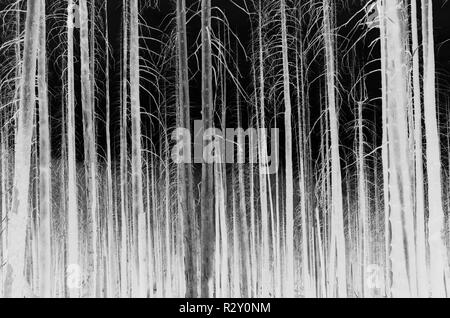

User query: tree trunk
[120,0,130,298]
[129,0,147,298]
[38,0,52,297]
[200,0,215,298]
[357,98,368,297]
[280,0,295,298]
[237,79,250,298]
[176,0,198,298]
[323,0,347,298]
[79,0,98,296]
[4,0,41,298]
[66,0,79,298]
[421,0,448,297]
[257,0,270,297]
[382,0,417,297]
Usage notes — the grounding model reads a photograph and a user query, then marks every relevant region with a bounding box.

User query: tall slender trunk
[280,0,295,297]
[104,0,118,298]
[357,98,368,297]
[237,78,250,298]
[294,7,310,296]
[38,0,51,297]
[4,0,41,298]
[176,0,198,298]
[162,87,171,297]
[129,0,147,298]
[377,0,391,297]
[421,0,448,297]
[257,0,270,297]
[219,31,229,298]
[66,0,79,298]
[249,48,258,296]
[382,0,417,297]
[323,0,347,298]
[200,0,215,298]
[120,0,129,298]
[79,0,98,296]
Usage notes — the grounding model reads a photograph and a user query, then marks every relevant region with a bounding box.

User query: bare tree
[176,0,198,298]
[200,0,215,298]
[4,0,41,298]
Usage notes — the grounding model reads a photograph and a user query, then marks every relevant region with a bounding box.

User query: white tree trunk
[176,0,198,298]
[280,0,295,297]
[323,0,347,298]
[4,0,41,298]
[257,0,270,297]
[120,0,130,298]
[79,0,98,296]
[129,0,147,298]
[66,0,79,298]
[38,0,52,297]
[382,0,417,297]
[421,0,448,297]
[200,0,215,298]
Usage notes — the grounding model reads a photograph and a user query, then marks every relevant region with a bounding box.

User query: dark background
[46,0,450,163]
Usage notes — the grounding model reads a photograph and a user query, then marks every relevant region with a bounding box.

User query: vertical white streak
[411,0,428,298]
[38,0,52,297]
[129,0,147,298]
[323,0,347,297]
[280,0,295,298]
[422,0,448,297]
[4,0,41,298]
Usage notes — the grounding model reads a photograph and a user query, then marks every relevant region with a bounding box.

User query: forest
[1,0,450,298]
